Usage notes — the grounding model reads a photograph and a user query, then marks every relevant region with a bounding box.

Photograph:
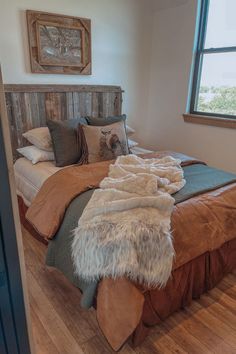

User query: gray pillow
[47,118,87,167]
[86,114,126,126]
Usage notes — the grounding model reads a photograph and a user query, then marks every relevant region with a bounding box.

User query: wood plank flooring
[22,227,236,354]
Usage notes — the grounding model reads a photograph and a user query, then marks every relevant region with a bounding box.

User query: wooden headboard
[4,84,123,161]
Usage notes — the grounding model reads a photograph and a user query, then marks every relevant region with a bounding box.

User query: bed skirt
[132,238,236,346]
[18,196,236,348]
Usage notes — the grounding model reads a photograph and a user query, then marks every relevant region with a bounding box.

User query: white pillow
[128,139,138,148]
[17,146,55,164]
[23,127,52,151]
[126,125,135,137]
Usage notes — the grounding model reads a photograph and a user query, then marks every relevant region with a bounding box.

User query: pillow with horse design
[81,121,129,163]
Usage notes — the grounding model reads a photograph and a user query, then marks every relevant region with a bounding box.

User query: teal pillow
[86,114,126,126]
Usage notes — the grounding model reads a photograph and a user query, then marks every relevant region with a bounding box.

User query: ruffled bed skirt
[132,238,236,346]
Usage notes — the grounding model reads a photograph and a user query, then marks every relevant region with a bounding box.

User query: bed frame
[5,84,123,161]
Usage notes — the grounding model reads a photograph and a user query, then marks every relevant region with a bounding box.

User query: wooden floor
[22,226,236,354]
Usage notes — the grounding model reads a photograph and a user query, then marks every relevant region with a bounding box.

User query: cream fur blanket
[72,154,185,287]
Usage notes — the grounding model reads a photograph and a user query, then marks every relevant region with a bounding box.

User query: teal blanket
[174,164,236,203]
[46,163,236,308]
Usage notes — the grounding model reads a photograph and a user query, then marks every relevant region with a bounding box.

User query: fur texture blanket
[72,154,186,287]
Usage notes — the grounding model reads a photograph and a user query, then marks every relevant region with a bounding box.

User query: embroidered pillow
[23,127,52,151]
[81,121,129,163]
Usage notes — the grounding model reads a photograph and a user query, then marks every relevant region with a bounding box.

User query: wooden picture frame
[26,10,92,75]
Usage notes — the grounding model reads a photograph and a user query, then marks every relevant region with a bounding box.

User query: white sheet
[130,146,153,155]
[14,147,153,206]
[14,158,61,206]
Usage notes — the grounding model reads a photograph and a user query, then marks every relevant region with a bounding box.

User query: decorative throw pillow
[85,114,126,126]
[23,127,52,151]
[81,121,129,163]
[47,118,87,167]
[17,146,55,164]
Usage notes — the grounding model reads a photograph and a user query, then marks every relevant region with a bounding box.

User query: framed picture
[36,21,86,67]
[27,10,91,75]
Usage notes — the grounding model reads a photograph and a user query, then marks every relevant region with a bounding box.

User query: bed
[16,152,236,350]
[7,84,236,351]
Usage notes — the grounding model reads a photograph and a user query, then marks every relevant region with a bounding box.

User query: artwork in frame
[36,22,86,67]
[27,10,91,75]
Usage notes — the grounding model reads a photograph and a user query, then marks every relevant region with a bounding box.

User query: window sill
[183,114,236,129]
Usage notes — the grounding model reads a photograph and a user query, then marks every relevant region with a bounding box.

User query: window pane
[196,52,236,116]
[205,0,236,48]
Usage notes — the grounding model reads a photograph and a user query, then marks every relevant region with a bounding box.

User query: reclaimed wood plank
[66,92,75,119]
[72,92,80,118]
[79,92,90,117]
[91,92,99,118]
[4,84,123,93]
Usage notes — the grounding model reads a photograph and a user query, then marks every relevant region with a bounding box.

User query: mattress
[14,147,153,206]
[14,158,61,206]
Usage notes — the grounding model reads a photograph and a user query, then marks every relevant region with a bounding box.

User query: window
[190,0,236,118]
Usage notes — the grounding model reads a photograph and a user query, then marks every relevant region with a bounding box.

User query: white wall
[142,0,236,173]
[0,0,152,127]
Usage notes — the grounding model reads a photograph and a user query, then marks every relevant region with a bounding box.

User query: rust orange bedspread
[24,152,236,350]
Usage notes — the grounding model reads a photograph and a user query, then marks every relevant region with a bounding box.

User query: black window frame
[189,0,236,119]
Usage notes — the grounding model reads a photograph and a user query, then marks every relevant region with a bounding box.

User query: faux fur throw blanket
[72,154,186,287]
